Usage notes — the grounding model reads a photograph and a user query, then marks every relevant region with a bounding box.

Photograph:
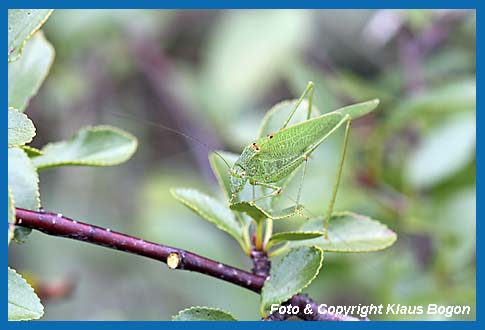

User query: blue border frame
[4,1,479,328]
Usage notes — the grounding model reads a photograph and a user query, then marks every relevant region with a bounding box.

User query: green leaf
[208,151,253,242]
[405,113,476,189]
[230,201,302,222]
[8,148,40,211]
[8,108,35,147]
[173,306,237,321]
[8,148,39,240]
[8,188,15,246]
[334,99,380,120]
[257,99,320,138]
[261,246,323,314]
[8,9,53,62]
[32,126,138,170]
[8,267,44,321]
[290,212,397,252]
[267,231,324,249]
[208,151,239,201]
[8,32,55,112]
[171,188,246,249]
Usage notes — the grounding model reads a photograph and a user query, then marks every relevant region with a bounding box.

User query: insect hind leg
[295,156,309,208]
[323,116,352,238]
[281,81,315,129]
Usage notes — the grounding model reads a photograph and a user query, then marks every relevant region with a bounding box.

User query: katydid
[228,82,379,235]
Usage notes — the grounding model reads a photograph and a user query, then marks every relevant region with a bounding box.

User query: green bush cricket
[109,82,378,238]
[228,82,379,236]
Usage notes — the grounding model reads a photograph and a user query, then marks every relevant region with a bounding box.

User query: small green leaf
[267,231,324,249]
[208,151,252,248]
[208,151,239,201]
[290,212,397,252]
[334,99,380,120]
[8,9,53,62]
[8,32,55,112]
[8,267,44,321]
[173,306,237,321]
[230,201,301,222]
[8,147,40,211]
[258,99,320,138]
[171,188,246,249]
[8,108,35,147]
[8,148,39,240]
[8,188,15,246]
[32,126,138,170]
[261,246,323,314]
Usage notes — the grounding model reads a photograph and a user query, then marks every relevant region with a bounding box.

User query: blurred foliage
[8,9,139,321]
[8,9,475,320]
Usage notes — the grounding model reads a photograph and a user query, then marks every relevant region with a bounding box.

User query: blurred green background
[8,9,475,320]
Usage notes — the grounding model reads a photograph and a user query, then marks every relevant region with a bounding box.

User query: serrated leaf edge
[10,147,41,211]
[35,125,138,170]
[8,108,36,147]
[172,306,238,321]
[170,188,245,249]
[12,31,56,112]
[208,152,231,200]
[312,211,398,253]
[8,10,54,63]
[261,246,324,315]
[8,267,44,321]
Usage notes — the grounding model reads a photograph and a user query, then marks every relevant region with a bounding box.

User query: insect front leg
[251,182,282,203]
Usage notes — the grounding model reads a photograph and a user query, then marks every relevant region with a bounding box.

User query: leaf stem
[254,220,264,250]
[262,219,273,251]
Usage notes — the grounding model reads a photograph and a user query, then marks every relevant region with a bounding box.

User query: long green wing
[255,99,379,160]
[256,112,343,159]
[334,99,379,119]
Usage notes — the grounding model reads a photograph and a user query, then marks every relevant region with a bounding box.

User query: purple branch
[15,208,265,293]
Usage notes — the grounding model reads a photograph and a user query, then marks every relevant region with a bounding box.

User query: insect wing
[334,99,379,120]
[256,112,344,159]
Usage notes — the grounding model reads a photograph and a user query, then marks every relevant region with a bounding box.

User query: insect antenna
[107,111,232,169]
